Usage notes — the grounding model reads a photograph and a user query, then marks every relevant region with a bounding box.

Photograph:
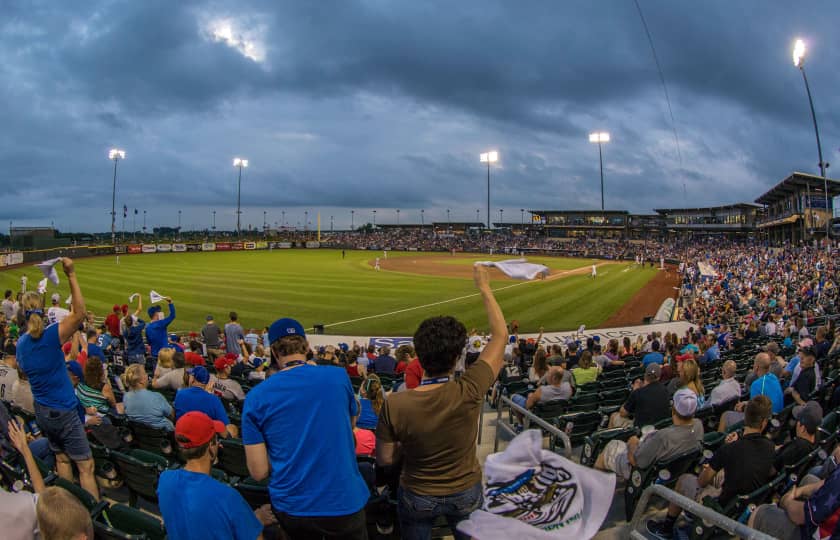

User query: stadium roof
[755,172,840,205]
[528,209,629,215]
[653,203,762,214]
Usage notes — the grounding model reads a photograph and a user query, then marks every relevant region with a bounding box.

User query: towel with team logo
[475,259,549,280]
[458,430,614,539]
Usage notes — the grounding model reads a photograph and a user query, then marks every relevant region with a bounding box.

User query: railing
[628,485,775,540]
[493,395,572,458]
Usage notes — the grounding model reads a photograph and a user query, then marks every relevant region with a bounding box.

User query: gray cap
[673,388,698,417]
[645,363,662,379]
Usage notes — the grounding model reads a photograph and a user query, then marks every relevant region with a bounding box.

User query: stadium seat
[95,503,167,540]
[53,476,108,516]
[692,473,787,539]
[125,421,178,463]
[217,438,251,479]
[110,449,167,507]
[623,448,702,521]
[530,399,568,423]
[553,411,602,446]
[817,409,839,452]
[233,477,271,510]
[580,426,637,467]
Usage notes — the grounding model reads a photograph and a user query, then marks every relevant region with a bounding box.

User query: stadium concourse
[0,239,839,539]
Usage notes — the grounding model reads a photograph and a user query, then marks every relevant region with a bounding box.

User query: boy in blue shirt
[158,412,267,540]
[145,298,176,359]
[242,318,369,539]
[174,366,237,438]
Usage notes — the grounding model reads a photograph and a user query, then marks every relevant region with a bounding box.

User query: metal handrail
[628,484,775,540]
[494,395,572,458]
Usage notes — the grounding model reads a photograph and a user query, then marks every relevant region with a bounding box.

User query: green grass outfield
[0,250,658,336]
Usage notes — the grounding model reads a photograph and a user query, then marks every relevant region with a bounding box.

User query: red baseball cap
[676,352,694,363]
[184,351,205,367]
[121,304,129,313]
[112,305,121,312]
[214,356,235,372]
[175,412,225,449]
[62,342,72,354]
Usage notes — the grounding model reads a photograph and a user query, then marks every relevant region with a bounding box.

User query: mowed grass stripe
[0,251,656,335]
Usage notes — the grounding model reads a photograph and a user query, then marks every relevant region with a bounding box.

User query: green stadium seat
[217,438,251,479]
[126,421,178,463]
[110,449,167,507]
[623,448,702,521]
[95,503,167,540]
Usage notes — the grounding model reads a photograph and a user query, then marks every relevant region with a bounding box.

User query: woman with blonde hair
[13,258,100,501]
[676,358,706,408]
[154,348,175,378]
[123,364,174,431]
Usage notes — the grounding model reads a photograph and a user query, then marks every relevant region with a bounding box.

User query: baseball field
[0,250,674,336]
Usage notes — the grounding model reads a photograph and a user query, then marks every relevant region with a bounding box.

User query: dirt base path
[601,265,681,328]
[372,254,609,281]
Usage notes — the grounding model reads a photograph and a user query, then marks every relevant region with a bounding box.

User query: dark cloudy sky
[2,1,838,232]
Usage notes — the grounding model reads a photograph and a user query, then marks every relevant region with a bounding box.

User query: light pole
[520,208,525,225]
[108,148,125,246]
[330,215,334,232]
[499,208,504,225]
[233,158,248,236]
[421,209,425,226]
[589,132,610,212]
[263,211,267,234]
[143,210,147,235]
[281,210,285,227]
[447,208,450,227]
[212,210,216,235]
[304,211,308,232]
[480,151,499,229]
[396,208,400,225]
[372,210,377,227]
[476,209,480,223]
[351,210,355,230]
[793,39,830,246]
[178,209,181,229]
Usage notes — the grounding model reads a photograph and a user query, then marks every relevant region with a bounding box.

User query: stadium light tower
[520,208,525,225]
[499,208,504,224]
[108,148,125,246]
[792,38,830,247]
[396,208,400,225]
[421,209,425,226]
[372,209,377,227]
[588,132,610,212]
[351,209,354,230]
[233,158,248,236]
[480,151,499,229]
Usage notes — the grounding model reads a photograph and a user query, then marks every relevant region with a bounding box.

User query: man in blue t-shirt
[718,352,783,431]
[642,340,664,367]
[145,299,176,359]
[242,318,369,540]
[174,366,237,438]
[85,329,106,363]
[158,412,266,540]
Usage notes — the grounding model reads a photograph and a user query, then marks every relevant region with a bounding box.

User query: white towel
[476,259,549,280]
[37,278,48,294]
[149,290,166,303]
[35,257,62,285]
[65,295,72,306]
[129,293,139,302]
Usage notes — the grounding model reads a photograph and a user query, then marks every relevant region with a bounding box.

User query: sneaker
[646,519,674,539]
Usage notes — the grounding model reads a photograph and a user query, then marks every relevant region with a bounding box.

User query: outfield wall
[305,320,693,349]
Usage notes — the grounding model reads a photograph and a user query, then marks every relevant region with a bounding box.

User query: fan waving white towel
[476,259,549,280]
[35,257,62,285]
[149,290,167,303]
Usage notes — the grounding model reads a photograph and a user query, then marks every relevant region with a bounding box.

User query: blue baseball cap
[148,305,162,318]
[66,360,84,381]
[268,318,306,344]
[189,365,210,385]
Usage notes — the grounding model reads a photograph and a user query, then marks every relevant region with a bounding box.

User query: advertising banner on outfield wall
[186,244,201,252]
[114,246,126,254]
[201,243,216,251]
[215,243,231,251]
[156,244,172,252]
[7,253,23,265]
[231,242,243,250]
[305,321,693,349]
[172,244,187,252]
[128,245,142,254]
[305,241,320,249]
[141,244,157,253]
[255,241,268,249]
[270,242,292,249]
[244,242,256,250]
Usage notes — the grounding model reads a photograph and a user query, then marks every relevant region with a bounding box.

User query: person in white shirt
[46,293,71,325]
[591,264,597,278]
[0,354,18,402]
[1,290,15,320]
[709,360,742,407]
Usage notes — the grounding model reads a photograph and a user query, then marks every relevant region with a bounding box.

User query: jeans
[511,394,527,409]
[398,482,483,540]
[127,353,146,365]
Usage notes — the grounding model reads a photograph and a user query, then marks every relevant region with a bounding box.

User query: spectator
[145,298,176,360]
[184,340,205,367]
[527,349,550,384]
[168,333,186,353]
[174,366,236,438]
[404,354,423,390]
[647,396,775,539]
[0,349,19,401]
[201,315,224,361]
[708,360,741,406]
[344,350,366,378]
[243,318,369,540]
[786,346,817,406]
[572,350,600,386]
[212,356,245,402]
[85,329,106,364]
[157,412,266,540]
[373,346,397,375]
[1,290,15,320]
[701,334,720,365]
[45,293,70,326]
[104,304,122,339]
[224,312,244,356]
[36,486,93,540]
[123,308,146,365]
[608,363,670,429]
[244,328,260,351]
[76,356,122,415]
[748,460,840,539]
[11,367,34,413]
[676,358,705,407]
[394,344,414,375]
[519,367,572,410]
[153,349,187,391]
[642,340,664,367]
[773,400,821,472]
[546,344,564,366]
[376,265,507,539]
[357,375,383,430]
[353,407,376,457]
[565,341,581,368]
[0,419,45,540]
[719,352,784,431]
[123,364,174,431]
[595,388,702,481]
[620,336,635,357]
[13,258,99,501]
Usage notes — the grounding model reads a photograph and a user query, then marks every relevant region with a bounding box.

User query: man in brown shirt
[377,265,507,540]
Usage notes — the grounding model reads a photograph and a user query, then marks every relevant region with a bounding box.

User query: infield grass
[0,250,658,336]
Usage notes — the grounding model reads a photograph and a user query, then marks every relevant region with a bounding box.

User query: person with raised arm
[376,264,507,540]
[13,258,100,501]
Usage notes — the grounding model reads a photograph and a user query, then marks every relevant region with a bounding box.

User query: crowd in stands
[0,239,837,539]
